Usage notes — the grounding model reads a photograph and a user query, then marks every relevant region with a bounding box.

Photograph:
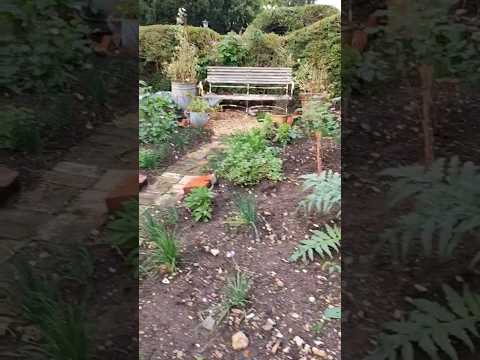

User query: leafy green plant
[380,157,480,261]
[274,123,302,146]
[323,306,341,320]
[143,213,179,273]
[218,32,247,66]
[289,224,341,263]
[321,260,341,274]
[187,97,210,113]
[214,271,251,323]
[299,171,341,218]
[139,92,178,144]
[0,107,41,153]
[184,187,214,222]
[1,0,91,92]
[214,130,283,185]
[107,200,139,270]
[367,284,480,360]
[139,147,163,169]
[232,192,260,240]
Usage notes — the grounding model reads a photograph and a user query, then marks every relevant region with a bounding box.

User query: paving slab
[35,213,104,243]
[15,182,79,214]
[94,170,138,192]
[53,162,101,178]
[67,189,109,217]
[43,171,98,189]
[0,166,20,202]
[0,209,51,240]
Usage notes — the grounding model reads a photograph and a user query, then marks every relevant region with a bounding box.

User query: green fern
[289,224,341,263]
[299,170,341,218]
[367,284,480,360]
[380,157,480,260]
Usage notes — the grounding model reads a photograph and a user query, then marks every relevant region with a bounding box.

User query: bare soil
[140,136,341,360]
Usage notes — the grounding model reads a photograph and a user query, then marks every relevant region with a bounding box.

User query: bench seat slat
[205,94,291,101]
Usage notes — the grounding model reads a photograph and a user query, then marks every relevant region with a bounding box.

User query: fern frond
[367,284,480,360]
[289,224,341,263]
[380,157,480,260]
[299,170,341,218]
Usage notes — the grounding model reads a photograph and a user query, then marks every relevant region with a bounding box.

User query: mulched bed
[139,137,341,359]
[342,82,480,359]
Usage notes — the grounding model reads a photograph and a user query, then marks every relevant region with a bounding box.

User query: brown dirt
[139,137,341,359]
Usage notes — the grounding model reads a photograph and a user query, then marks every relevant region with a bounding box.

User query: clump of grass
[139,147,163,169]
[214,271,251,323]
[232,193,260,240]
[142,213,179,274]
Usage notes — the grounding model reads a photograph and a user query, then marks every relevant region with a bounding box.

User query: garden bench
[200,66,294,113]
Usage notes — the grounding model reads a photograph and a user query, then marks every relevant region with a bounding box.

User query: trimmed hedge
[248,4,338,35]
[139,25,221,71]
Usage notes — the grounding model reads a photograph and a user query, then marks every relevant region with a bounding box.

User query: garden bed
[139,136,341,359]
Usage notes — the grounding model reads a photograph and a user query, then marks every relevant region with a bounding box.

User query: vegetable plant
[187,97,210,113]
[299,171,341,218]
[290,224,341,263]
[0,107,41,153]
[139,92,178,144]
[184,187,214,222]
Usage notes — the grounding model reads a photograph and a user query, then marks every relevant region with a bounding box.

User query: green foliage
[233,193,258,225]
[218,32,247,65]
[289,224,341,262]
[61,245,95,286]
[249,4,337,35]
[187,97,210,113]
[323,306,341,320]
[140,0,262,34]
[243,29,293,67]
[15,263,90,360]
[367,284,480,360]
[139,92,178,144]
[143,212,180,273]
[107,200,139,269]
[214,130,283,185]
[342,46,363,96]
[274,123,303,146]
[221,271,251,312]
[0,106,41,153]
[139,147,164,169]
[302,101,340,139]
[299,171,341,218]
[184,187,214,222]
[1,0,91,92]
[139,24,220,77]
[380,157,480,260]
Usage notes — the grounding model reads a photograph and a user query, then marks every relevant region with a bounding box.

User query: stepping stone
[139,173,147,189]
[0,166,20,202]
[182,175,215,195]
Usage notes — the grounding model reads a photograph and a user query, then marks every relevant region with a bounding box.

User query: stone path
[140,139,223,211]
[0,117,137,269]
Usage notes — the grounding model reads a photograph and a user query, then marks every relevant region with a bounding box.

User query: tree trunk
[418,64,434,167]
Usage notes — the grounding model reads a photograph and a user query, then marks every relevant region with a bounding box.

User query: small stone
[293,336,304,347]
[232,331,249,350]
[309,296,316,303]
[312,347,327,358]
[210,249,220,256]
[271,340,281,354]
[275,278,285,287]
[162,278,170,284]
[201,316,216,331]
[290,312,300,319]
[414,284,428,292]
[262,318,276,331]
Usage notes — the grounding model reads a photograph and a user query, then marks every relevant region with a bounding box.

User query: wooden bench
[199,66,294,113]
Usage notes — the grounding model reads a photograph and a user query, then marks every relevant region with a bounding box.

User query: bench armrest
[198,81,204,96]
[291,81,295,96]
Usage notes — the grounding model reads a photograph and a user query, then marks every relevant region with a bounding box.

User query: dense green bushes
[248,4,338,35]
[139,25,221,74]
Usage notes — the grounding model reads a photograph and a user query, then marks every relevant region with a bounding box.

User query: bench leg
[246,100,249,113]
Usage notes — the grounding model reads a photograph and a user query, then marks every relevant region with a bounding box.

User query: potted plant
[166,28,199,110]
[295,60,329,109]
[187,97,210,127]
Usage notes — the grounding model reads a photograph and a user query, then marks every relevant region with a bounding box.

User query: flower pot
[204,95,221,107]
[171,82,197,110]
[300,93,325,109]
[271,114,288,125]
[189,112,209,127]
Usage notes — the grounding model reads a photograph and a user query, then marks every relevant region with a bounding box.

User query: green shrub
[288,14,341,97]
[139,25,220,75]
[218,32,247,66]
[214,130,283,185]
[274,123,303,146]
[139,147,163,169]
[139,92,178,144]
[248,4,338,35]
[1,0,91,92]
[243,29,293,67]
[184,187,214,222]
[187,97,210,113]
[0,106,41,153]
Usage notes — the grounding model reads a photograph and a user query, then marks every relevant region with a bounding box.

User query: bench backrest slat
[207,66,292,85]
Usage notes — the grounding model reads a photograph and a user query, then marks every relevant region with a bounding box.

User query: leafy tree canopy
[140,0,263,34]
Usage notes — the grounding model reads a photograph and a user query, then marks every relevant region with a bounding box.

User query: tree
[140,0,262,34]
